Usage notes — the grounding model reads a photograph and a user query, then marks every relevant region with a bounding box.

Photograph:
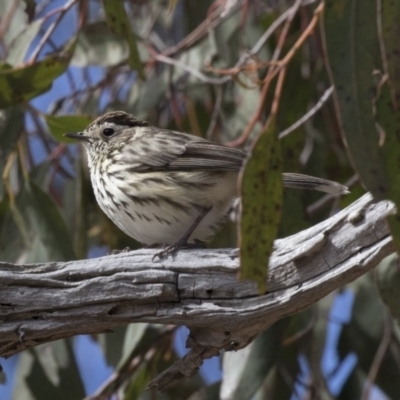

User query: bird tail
[282,173,349,195]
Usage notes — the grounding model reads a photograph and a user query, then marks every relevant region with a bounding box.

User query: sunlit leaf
[102,0,145,79]
[0,1,29,47]
[26,341,85,400]
[0,179,75,262]
[22,180,76,262]
[240,121,282,293]
[72,22,128,67]
[0,53,71,108]
[6,19,42,66]
[221,325,282,399]
[45,114,92,143]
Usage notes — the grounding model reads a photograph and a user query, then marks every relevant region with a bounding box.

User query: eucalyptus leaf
[45,114,93,143]
[6,19,42,66]
[221,323,284,400]
[0,1,28,47]
[240,120,282,293]
[0,107,24,163]
[377,254,400,324]
[0,179,75,262]
[123,364,150,400]
[338,274,400,399]
[72,22,128,67]
[97,326,128,368]
[0,53,71,108]
[374,0,400,252]
[323,0,387,200]
[102,0,145,79]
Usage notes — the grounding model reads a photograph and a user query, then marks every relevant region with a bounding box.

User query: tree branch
[0,193,395,390]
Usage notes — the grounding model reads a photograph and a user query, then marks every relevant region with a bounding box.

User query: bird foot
[152,240,205,261]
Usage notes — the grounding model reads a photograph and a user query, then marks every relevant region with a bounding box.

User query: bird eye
[102,128,115,138]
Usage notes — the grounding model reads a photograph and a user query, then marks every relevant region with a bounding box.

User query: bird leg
[153,206,212,260]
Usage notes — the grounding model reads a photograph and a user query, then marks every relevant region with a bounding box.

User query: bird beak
[63,132,91,142]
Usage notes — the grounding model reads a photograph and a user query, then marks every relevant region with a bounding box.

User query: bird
[64,111,348,257]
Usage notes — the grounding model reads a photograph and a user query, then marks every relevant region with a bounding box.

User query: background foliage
[0,0,399,399]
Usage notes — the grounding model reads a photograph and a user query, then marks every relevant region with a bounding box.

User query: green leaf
[22,180,76,262]
[0,107,24,162]
[374,0,400,253]
[168,0,180,15]
[97,326,128,368]
[339,367,365,399]
[119,324,148,367]
[23,0,36,22]
[62,158,88,259]
[71,22,129,67]
[13,341,85,400]
[34,341,70,386]
[0,1,29,47]
[377,254,400,324]
[27,341,85,400]
[0,53,71,108]
[240,121,283,293]
[102,0,145,79]
[339,274,400,399]
[323,0,387,200]
[221,325,282,399]
[0,179,75,262]
[123,364,150,400]
[45,114,92,143]
[6,19,42,66]
[0,107,24,200]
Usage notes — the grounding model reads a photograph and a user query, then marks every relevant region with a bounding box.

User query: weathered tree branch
[0,193,395,390]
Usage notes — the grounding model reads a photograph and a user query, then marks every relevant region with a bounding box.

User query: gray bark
[0,193,395,390]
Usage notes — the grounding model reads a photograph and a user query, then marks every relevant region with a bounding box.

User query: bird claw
[152,245,180,261]
[152,240,206,261]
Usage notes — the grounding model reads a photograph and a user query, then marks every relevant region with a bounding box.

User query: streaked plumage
[65,111,348,247]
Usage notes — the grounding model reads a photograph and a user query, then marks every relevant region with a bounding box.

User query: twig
[361,310,392,400]
[206,86,223,139]
[161,1,241,58]
[153,0,314,88]
[29,0,77,63]
[282,309,317,346]
[306,174,359,216]
[153,53,226,85]
[278,86,334,139]
[86,327,175,400]
[226,0,303,147]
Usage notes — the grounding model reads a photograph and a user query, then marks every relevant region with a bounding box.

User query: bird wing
[125,128,246,172]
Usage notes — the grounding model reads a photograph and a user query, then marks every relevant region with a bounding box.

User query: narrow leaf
[6,19,42,66]
[239,121,282,293]
[375,0,400,252]
[45,114,92,143]
[323,0,387,200]
[102,0,145,79]
[0,53,70,108]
